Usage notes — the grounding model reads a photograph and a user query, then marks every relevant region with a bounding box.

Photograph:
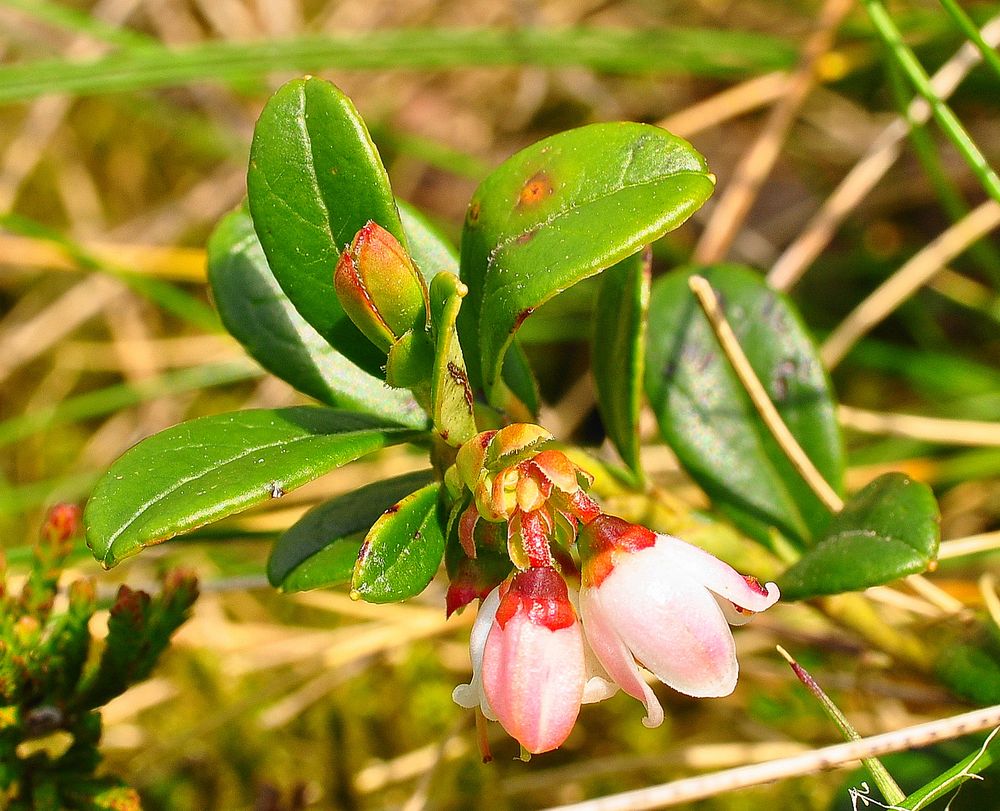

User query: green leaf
[645,265,843,547]
[398,200,459,280]
[353,482,446,603]
[429,272,477,447]
[207,207,426,426]
[84,408,414,567]
[459,122,714,402]
[268,470,434,591]
[592,248,651,477]
[899,730,1000,810]
[778,473,940,600]
[247,76,403,375]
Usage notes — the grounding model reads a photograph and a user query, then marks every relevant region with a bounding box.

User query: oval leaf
[592,247,651,477]
[208,207,426,426]
[458,122,715,400]
[353,482,446,603]
[398,199,459,280]
[268,469,434,591]
[247,76,403,375]
[85,408,415,567]
[645,265,844,547]
[778,472,940,600]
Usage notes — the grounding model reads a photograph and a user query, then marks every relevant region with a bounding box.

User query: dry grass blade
[693,0,852,264]
[688,275,843,513]
[0,274,124,385]
[0,233,207,281]
[541,705,1000,811]
[768,14,1000,291]
[0,0,144,212]
[656,72,788,140]
[938,531,1000,561]
[820,199,1000,368]
[838,405,1000,447]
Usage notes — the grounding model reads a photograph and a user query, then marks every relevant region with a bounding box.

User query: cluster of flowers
[446,425,781,755]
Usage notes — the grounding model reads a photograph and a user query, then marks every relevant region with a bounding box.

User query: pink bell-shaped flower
[453,567,616,754]
[578,514,780,728]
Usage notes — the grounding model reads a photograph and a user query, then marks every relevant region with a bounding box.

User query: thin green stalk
[938,0,1000,81]
[778,646,905,805]
[0,28,797,104]
[886,60,1000,283]
[900,727,1000,810]
[861,0,1000,204]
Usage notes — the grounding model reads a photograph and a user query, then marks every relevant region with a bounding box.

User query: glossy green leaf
[268,470,434,591]
[592,248,651,477]
[85,408,414,568]
[645,265,843,547]
[207,207,426,426]
[353,482,446,603]
[247,76,403,375]
[398,200,459,280]
[778,473,940,600]
[459,122,714,402]
[429,273,477,447]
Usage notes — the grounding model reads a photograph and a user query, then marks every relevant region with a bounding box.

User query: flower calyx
[447,425,601,576]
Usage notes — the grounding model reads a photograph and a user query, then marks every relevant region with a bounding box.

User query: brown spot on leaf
[447,361,475,412]
[517,171,553,208]
[385,503,401,515]
[514,307,535,329]
[516,229,537,245]
[467,200,480,224]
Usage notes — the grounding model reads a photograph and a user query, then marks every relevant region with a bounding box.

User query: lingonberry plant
[84,76,984,765]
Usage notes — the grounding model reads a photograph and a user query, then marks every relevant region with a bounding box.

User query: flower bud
[482,568,586,754]
[333,221,429,353]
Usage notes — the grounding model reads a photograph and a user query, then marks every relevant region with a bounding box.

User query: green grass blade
[0,362,259,450]
[900,727,1000,809]
[0,471,98,516]
[370,125,490,181]
[779,646,905,804]
[937,0,1000,81]
[885,60,1000,284]
[0,28,797,104]
[862,0,1000,204]
[0,0,152,51]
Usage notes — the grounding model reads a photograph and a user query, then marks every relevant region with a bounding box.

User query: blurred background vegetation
[1,0,999,808]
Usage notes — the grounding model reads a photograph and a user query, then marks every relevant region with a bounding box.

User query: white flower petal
[598,546,739,698]
[451,586,500,720]
[580,585,663,727]
[653,533,780,613]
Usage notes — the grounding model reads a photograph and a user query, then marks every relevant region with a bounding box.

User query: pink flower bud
[455,568,585,754]
[578,514,780,727]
